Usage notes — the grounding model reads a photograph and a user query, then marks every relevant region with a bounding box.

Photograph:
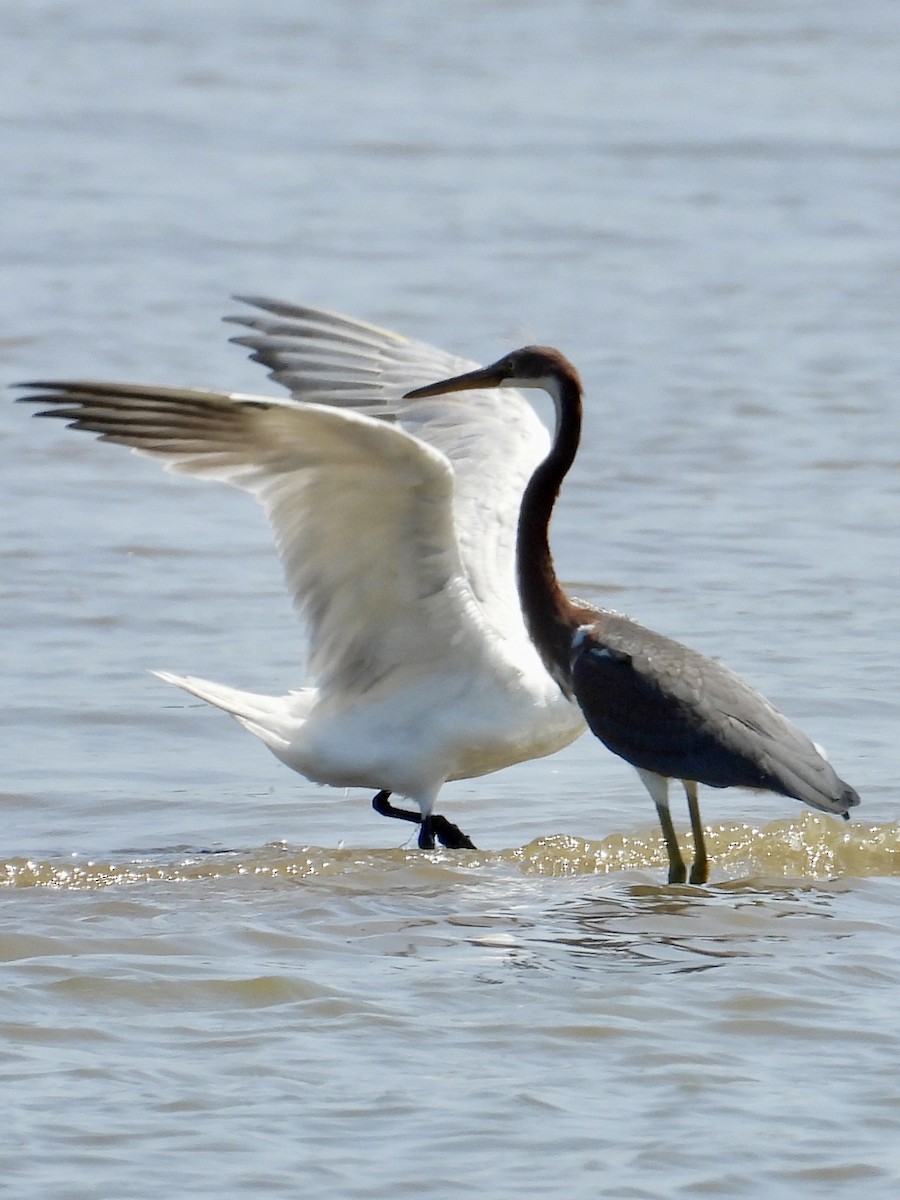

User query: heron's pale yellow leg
[685,780,709,885]
[653,800,687,884]
[638,768,687,884]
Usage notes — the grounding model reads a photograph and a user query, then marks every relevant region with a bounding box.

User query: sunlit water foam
[3,813,898,890]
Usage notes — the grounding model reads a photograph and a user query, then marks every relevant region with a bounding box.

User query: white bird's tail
[153,670,315,755]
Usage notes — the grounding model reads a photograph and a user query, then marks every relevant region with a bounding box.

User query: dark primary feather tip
[30,409,74,421]
[230,293,267,308]
[15,381,63,395]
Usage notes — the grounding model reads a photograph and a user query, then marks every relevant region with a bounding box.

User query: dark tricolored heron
[405,346,859,883]
[18,301,586,853]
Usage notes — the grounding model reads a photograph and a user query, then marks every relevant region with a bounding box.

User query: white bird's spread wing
[23,383,484,697]
[227,297,550,639]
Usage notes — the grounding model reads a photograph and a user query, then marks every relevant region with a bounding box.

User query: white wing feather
[227,297,549,639]
[26,384,492,698]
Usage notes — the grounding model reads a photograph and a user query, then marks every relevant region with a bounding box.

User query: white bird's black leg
[372,789,420,826]
[418,815,437,850]
[371,790,476,850]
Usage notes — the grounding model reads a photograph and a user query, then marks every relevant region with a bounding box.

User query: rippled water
[3,2,900,1197]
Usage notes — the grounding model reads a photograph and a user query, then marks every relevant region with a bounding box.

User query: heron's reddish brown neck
[516,363,590,693]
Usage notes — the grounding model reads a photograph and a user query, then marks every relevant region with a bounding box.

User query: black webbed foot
[430,815,476,850]
[372,790,476,850]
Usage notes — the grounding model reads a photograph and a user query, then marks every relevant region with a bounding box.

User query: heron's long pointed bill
[403,363,506,400]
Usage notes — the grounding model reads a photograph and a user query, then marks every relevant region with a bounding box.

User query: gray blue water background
[2,3,900,1197]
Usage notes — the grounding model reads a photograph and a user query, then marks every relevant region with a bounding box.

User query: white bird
[20,298,585,849]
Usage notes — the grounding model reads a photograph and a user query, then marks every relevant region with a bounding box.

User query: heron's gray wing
[573,612,857,813]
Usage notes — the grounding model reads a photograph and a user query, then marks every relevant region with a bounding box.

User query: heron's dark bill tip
[403,364,506,401]
[403,377,469,400]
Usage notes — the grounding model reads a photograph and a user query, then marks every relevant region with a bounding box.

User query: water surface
[3,2,900,1197]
